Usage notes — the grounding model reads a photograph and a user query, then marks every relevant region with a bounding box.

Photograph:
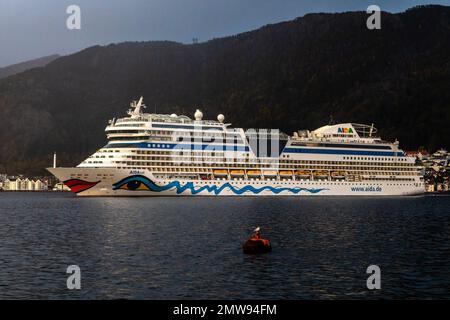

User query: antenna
[136,97,145,112]
[128,97,146,117]
[369,123,374,137]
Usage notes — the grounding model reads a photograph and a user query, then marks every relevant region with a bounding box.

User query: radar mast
[128,97,146,117]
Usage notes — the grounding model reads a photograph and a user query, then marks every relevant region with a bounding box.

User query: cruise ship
[47,97,425,196]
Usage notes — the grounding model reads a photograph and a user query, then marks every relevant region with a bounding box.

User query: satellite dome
[170,113,177,118]
[217,114,225,123]
[194,109,203,121]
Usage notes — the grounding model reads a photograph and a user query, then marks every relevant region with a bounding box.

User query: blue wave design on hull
[113,175,328,195]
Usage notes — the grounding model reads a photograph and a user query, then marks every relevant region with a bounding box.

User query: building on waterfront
[3,178,19,190]
[1,178,48,191]
[416,149,450,193]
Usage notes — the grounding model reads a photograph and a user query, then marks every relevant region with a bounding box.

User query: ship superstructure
[48,97,425,196]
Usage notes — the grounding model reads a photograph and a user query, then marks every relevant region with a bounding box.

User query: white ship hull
[47,168,425,197]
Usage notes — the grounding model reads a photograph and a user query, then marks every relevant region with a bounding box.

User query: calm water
[0,192,449,299]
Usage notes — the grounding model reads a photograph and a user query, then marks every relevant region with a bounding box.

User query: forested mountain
[0,5,449,174]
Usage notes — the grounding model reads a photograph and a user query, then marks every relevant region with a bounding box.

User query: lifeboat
[295,170,311,178]
[313,170,329,178]
[262,170,277,177]
[243,227,271,254]
[246,170,261,177]
[279,170,293,177]
[213,169,228,176]
[230,169,245,177]
[331,171,347,179]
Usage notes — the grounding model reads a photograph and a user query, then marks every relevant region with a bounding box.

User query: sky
[0,0,449,67]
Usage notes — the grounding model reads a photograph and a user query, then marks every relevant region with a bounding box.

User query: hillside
[0,55,60,80]
[0,5,449,174]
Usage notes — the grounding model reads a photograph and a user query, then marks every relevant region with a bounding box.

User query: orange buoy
[243,227,272,254]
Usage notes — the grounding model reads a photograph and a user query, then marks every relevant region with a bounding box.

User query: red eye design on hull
[63,179,100,193]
